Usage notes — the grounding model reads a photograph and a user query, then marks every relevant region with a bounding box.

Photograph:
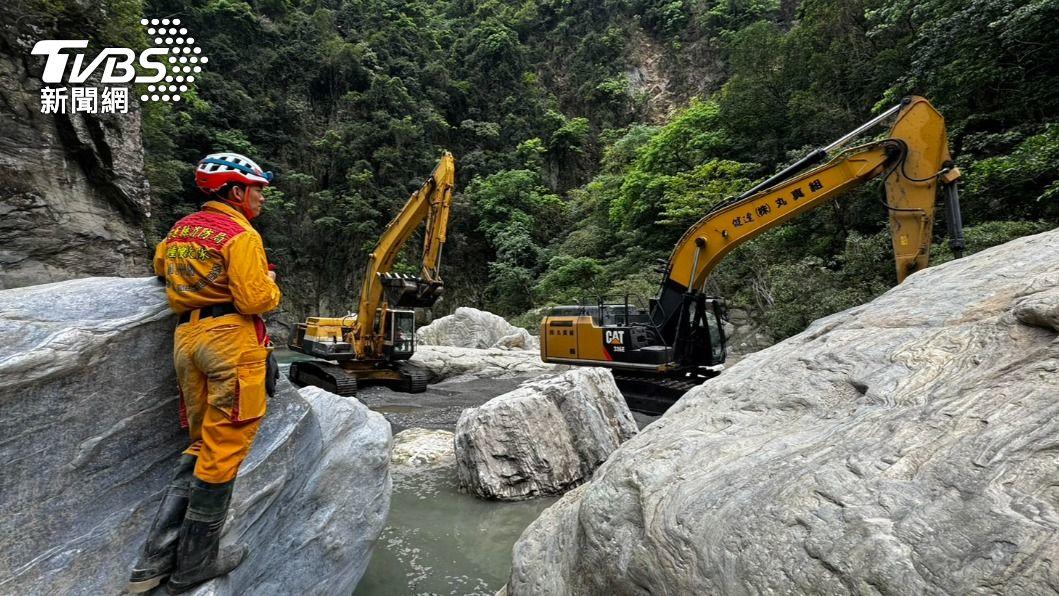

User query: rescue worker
[128,152,281,594]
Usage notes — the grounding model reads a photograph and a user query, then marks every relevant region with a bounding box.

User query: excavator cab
[383,309,416,360]
[680,295,727,368]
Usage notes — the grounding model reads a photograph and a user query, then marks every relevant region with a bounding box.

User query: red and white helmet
[195,152,273,195]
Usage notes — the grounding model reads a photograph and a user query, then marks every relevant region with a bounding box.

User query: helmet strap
[222,184,257,220]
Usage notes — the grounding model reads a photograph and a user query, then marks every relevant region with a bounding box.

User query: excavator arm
[354,151,455,356]
[648,96,964,366]
[668,96,959,296]
[651,97,962,366]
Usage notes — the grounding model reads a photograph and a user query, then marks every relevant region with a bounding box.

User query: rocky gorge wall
[0,10,151,289]
[0,277,391,594]
[507,227,1059,595]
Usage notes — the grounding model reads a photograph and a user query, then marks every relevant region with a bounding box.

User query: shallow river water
[354,468,556,596]
[276,349,658,595]
[275,350,559,595]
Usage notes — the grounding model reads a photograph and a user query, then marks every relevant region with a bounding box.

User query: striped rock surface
[507,228,1059,595]
[456,368,637,501]
[0,277,391,595]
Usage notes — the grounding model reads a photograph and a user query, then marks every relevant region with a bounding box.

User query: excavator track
[288,360,358,396]
[613,373,706,415]
[393,362,430,393]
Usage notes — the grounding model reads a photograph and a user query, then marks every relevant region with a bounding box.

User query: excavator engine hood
[379,272,444,308]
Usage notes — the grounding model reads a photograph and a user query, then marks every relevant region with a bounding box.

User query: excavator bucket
[379,272,444,308]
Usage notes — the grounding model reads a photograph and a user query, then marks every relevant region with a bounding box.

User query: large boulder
[391,428,456,476]
[507,228,1059,594]
[410,344,563,382]
[455,368,637,501]
[417,307,538,350]
[0,7,152,289]
[0,277,391,595]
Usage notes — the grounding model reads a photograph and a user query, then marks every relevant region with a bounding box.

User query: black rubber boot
[165,477,247,595]
[126,455,197,593]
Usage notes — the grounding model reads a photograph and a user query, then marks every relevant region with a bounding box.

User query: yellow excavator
[541,97,965,406]
[288,152,455,395]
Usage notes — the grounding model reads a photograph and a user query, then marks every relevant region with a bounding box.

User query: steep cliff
[0,8,151,289]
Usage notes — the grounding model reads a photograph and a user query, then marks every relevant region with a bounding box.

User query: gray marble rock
[455,368,637,501]
[0,277,391,595]
[390,428,456,500]
[410,344,563,382]
[417,307,538,350]
[0,11,152,289]
[506,228,1059,595]
[724,307,775,358]
[391,428,456,475]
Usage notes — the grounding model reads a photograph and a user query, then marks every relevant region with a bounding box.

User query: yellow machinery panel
[542,316,578,359]
[575,317,607,361]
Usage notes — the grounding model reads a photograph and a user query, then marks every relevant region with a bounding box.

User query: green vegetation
[31,0,1059,343]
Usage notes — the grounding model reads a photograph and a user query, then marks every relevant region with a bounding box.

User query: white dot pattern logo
[139,16,207,104]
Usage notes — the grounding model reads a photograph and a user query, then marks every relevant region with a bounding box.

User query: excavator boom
[357,152,455,345]
[670,96,955,295]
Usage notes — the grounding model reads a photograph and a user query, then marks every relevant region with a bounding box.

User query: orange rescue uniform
[153,201,281,484]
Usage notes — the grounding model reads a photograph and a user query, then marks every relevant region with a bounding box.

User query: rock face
[417,307,538,350]
[411,344,562,382]
[0,11,152,289]
[0,277,391,595]
[455,368,637,501]
[507,229,1059,595]
[391,428,456,474]
[724,306,775,357]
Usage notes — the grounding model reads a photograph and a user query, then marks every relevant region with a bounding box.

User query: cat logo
[605,330,625,346]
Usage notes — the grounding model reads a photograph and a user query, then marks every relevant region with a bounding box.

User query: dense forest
[27,0,1059,342]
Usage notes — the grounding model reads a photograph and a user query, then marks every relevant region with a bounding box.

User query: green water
[277,347,558,594]
[354,468,556,596]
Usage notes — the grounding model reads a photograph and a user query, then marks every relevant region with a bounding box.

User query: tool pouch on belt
[265,351,279,398]
[212,347,270,423]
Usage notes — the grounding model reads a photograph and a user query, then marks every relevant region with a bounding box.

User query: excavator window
[705,310,724,363]
[546,306,583,317]
[591,295,652,326]
[387,310,416,356]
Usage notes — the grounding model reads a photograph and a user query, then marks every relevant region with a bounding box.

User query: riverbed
[276,349,656,595]
[352,374,557,595]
